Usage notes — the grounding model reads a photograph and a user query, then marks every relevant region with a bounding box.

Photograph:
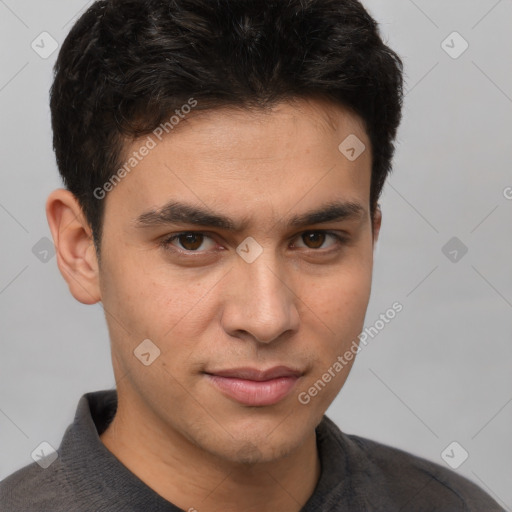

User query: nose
[221,250,300,344]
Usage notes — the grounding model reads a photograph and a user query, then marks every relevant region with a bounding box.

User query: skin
[46,97,381,512]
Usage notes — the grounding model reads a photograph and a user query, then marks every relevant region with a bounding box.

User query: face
[72,98,379,464]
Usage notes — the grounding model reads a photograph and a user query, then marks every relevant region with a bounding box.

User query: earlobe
[45,189,101,305]
[372,203,382,249]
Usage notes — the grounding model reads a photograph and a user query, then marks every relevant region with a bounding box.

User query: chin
[228,428,304,465]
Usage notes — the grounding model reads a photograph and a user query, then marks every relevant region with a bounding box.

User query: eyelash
[159,230,348,255]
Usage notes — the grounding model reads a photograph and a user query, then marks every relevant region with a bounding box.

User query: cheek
[99,248,222,347]
[99,257,220,390]
[297,273,370,413]
[309,262,372,330]
[300,256,373,381]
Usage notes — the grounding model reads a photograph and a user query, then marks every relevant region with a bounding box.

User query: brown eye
[177,233,204,250]
[162,232,216,252]
[302,232,326,249]
[293,231,345,251]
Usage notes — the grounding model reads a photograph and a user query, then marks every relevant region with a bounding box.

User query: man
[0,0,504,510]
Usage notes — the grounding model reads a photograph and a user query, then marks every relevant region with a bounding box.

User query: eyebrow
[133,199,365,231]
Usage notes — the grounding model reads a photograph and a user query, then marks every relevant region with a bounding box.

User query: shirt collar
[58,389,361,511]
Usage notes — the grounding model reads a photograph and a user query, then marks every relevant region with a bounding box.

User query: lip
[205,366,303,406]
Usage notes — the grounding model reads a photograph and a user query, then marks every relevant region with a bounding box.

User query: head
[47,0,403,465]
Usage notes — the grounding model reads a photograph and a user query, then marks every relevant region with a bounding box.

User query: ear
[45,189,101,304]
[372,203,382,248]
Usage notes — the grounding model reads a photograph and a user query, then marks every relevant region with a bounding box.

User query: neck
[100,392,321,512]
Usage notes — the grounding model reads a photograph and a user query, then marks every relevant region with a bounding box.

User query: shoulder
[320,417,504,512]
[346,430,504,511]
[0,457,75,511]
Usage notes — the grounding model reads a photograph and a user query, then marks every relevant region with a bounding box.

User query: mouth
[204,366,303,406]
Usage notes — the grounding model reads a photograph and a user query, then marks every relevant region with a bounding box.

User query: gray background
[1,0,511,509]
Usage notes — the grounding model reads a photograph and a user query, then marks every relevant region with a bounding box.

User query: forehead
[146,97,369,159]
[105,98,372,226]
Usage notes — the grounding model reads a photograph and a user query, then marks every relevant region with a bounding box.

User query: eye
[293,231,346,250]
[161,232,216,252]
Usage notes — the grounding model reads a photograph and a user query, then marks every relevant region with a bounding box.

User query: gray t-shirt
[0,389,504,511]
